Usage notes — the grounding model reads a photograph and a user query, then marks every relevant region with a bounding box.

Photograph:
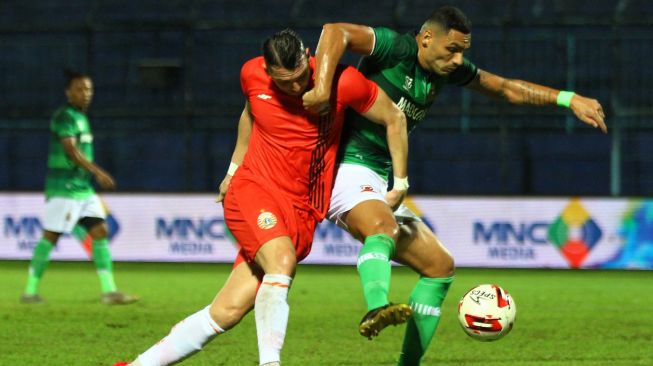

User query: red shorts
[224,177,317,268]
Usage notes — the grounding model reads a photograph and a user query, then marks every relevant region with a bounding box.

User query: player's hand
[385,189,407,211]
[94,170,116,190]
[215,174,232,203]
[570,94,608,133]
[302,88,331,115]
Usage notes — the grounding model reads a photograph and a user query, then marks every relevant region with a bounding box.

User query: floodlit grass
[1,261,652,365]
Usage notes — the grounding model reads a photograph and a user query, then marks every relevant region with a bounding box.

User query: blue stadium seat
[0,34,87,110]
[293,0,396,26]
[0,135,9,188]
[194,0,295,26]
[621,132,653,196]
[92,0,189,23]
[9,129,49,190]
[190,30,264,108]
[92,32,186,109]
[409,131,524,194]
[0,1,91,29]
[526,133,611,195]
[108,131,187,191]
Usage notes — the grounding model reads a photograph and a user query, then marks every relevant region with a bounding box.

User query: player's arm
[216,101,253,203]
[61,137,115,190]
[360,88,409,210]
[303,23,375,114]
[466,69,607,133]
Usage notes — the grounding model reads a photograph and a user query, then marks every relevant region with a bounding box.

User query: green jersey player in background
[303,5,607,365]
[20,69,138,306]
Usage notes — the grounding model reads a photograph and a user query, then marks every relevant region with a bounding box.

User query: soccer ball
[457,284,516,341]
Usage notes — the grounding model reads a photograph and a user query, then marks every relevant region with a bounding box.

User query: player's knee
[364,217,400,241]
[269,253,297,276]
[209,303,245,330]
[82,218,108,239]
[262,250,297,276]
[43,230,61,245]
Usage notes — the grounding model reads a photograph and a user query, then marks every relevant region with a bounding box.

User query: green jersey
[340,27,478,178]
[45,104,95,199]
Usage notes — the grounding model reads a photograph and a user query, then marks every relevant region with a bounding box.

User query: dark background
[1,0,651,196]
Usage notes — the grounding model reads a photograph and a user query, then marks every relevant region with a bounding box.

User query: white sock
[256,274,292,366]
[136,305,224,366]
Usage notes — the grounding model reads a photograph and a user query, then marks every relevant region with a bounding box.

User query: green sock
[71,224,88,242]
[72,224,93,258]
[24,238,54,295]
[398,276,454,366]
[92,238,117,293]
[357,233,395,311]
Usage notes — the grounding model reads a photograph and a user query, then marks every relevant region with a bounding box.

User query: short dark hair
[262,29,306,70]
[63,68,90,89]
[422,5,472,34]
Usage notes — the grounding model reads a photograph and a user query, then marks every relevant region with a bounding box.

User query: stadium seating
[0,0,650,195]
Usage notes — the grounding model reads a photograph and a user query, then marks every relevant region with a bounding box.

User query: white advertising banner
[1,193,651,269]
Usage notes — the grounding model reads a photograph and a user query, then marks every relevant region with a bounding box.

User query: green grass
[1,261,652,365]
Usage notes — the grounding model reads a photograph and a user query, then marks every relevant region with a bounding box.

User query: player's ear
[305,47,311,57]
[421,30,431,48]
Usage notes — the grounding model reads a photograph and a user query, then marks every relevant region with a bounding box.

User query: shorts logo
[360,185,375,193]
[257,211,277,230]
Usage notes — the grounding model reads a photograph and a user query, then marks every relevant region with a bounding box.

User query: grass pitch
[1,261,652,365]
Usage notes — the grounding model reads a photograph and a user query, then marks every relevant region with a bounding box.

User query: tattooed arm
[466,69,607,133]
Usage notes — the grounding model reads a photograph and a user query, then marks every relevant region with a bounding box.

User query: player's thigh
[210,261,263,330]
[255,236,297,276]
[43,197,83,234]
[393,221,455,278]
[327,164,388,230]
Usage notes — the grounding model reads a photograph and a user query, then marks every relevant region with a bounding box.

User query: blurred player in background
[71,196,111,257]
[303,5,608,365]
[115,28,407,366]
[20,69,138,306]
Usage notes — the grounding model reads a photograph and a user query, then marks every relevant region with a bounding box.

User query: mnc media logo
[547,199,602,268]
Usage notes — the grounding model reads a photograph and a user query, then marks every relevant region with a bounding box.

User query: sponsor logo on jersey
[396,97,427,122]
[257,93,272,100]
[257,211,278,230]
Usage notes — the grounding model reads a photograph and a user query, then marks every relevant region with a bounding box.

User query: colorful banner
[1,193,652,269]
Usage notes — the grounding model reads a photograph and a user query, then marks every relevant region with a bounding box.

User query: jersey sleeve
[447,57,478,86]
[240,61,251,96]
[335,65,379,114]
[369,27,412,67]
[51,110,77,138]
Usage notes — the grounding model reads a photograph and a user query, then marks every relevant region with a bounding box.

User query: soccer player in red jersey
[116,29,408,366]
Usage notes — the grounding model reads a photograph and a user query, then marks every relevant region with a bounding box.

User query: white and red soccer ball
[457,284,516,341]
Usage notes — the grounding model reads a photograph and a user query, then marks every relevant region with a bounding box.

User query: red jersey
[236,56,378,220]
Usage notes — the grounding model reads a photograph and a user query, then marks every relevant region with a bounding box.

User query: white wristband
[227,162,239,176]
[393,176,409,191]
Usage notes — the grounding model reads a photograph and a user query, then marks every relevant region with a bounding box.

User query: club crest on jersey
[257,211,277,230]
[360,185,375,193]
[403,76,413,91]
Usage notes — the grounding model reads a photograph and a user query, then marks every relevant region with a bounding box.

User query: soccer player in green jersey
[303,5,607,365]
[20,69,138,306]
